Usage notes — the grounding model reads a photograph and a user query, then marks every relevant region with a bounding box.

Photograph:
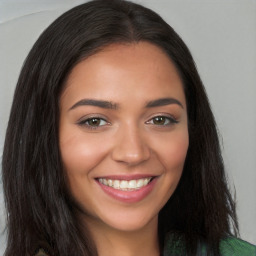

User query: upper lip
[95,174,158,181]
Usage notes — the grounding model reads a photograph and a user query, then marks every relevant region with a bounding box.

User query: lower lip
[96,178,157,203]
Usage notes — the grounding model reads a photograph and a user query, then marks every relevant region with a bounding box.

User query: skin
[59,42,189,256]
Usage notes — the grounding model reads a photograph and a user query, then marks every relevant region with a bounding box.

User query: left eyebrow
[145,97,184,108]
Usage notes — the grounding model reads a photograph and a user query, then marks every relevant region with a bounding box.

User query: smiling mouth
[97,177,154,191]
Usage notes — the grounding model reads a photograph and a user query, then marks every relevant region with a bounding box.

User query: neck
[83,215,160,256]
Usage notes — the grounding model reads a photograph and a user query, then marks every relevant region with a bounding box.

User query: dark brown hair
[2,0,238,255]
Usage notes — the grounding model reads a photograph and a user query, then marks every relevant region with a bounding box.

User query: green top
[220,237,256,256]
[163,236,256,256]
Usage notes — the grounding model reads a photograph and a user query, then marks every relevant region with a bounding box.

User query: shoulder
[220,237,256,256]
[33,240,53,256]
[163,234,256,256]
[34,248,49,256]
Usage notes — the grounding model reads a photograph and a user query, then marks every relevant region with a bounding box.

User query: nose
[111,124,151,166]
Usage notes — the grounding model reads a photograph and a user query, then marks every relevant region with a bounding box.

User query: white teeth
[128,180,136,189]
[113,180,120,189]
[137,179,144,188]
[120,180,128,189]
[98,177,152,191]
[108,179,113,187]
[143,179,149,186]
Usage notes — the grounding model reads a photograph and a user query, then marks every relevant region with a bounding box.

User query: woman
[2,0,255,255]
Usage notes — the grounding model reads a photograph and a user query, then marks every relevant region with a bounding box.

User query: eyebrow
[69,97,183,111]
[69,99,119,110]
[145,98,184,108]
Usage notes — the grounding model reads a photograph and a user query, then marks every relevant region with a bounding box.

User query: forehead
[61,42,186,108]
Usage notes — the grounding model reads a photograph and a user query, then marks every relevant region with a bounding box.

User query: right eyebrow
[68,99,119,111]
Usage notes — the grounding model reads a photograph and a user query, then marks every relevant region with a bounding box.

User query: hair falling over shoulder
[2,0,238,255]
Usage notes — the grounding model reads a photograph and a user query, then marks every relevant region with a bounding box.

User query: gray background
[0,0,255,254]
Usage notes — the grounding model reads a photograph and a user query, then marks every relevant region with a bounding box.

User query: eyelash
[146,115,178,126]
[77,116,109,130]
[77,114,178,130]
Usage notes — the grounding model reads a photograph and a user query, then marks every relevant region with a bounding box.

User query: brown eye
[146,115,178,126]
[78,117,108,129]
[87,118,102,126]
[152,116,168,125]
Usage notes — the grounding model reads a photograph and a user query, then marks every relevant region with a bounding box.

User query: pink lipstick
[96,176,157,203]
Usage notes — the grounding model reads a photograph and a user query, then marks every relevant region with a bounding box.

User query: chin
[100,212,159,233]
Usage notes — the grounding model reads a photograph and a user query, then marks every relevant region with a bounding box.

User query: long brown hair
[2,0,238,255]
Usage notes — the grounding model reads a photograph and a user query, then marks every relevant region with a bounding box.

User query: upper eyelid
[76,117,110,130]
[147,118,176,124]
[146,113,178,121]
[76,114,109,123]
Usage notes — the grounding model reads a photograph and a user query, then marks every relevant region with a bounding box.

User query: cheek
[167,136,188,170]
[161,130,189,200]
[59,128,109,176]
[153,129,189,172]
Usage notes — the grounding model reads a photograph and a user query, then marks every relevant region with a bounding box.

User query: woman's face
[59,42,189,232]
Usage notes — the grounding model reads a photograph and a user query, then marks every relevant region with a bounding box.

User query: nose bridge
[111,121,151,165]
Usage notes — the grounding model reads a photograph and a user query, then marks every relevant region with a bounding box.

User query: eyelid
[76,114,110,129]
[145,113,178,125]
[76,114,107,122]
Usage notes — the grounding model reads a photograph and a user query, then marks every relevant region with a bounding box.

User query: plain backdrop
[0,0,255,254]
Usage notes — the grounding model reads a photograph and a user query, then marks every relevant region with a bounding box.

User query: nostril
[111,145,151,165]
